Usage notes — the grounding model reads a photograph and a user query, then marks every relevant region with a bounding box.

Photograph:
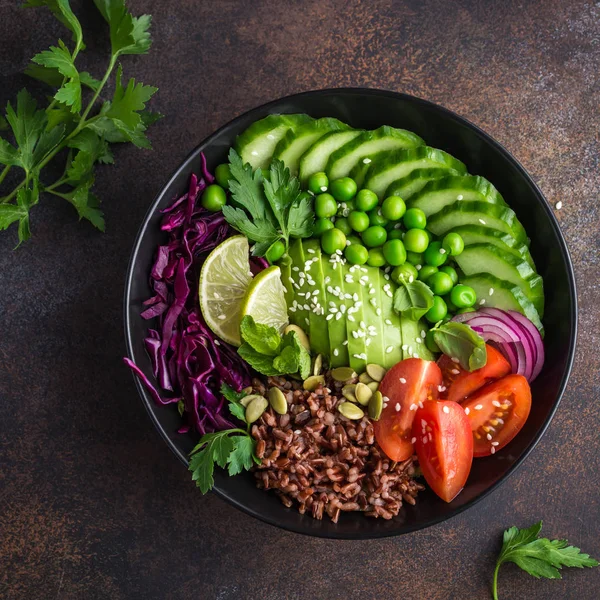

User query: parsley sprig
[188,383,260,494]
[0,0,160,246]
[222,149,314,256]
[492,521,598,599]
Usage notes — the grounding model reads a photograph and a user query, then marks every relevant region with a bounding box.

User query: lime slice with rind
[199,235,253,346]
[241,265,289,334]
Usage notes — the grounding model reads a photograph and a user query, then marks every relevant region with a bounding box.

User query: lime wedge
[199,235,253,346]
[241,265,289,334]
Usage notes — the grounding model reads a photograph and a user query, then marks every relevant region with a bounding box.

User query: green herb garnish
[492,521,598,599]
[0,0,160,246]
[188,383,260,493]
[393,279,434,321]
[222,149,314,256]
[431,320,486,371]
[237,315,311,378]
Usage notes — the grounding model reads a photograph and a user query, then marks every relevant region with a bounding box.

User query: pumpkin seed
[355,382,373,406]
[366,363,387,382]
[338,401,365,420]
[268,387,288,415]
[368,390,383,421]
[284,324,310,352]
[245,395,268,423]
[367,381,379,393]
[313,353,323,377]
[242,386,254,394]
[240,393,262,407]
[342,384,358,403]
[331,367,357,382]
[303,375,325,391]
[358,372,374,384]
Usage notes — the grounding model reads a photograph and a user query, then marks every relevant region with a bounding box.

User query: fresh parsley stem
[0,180,24,204]
[491,562,501,600]
[78,55,117,125]
[0,165,10,187]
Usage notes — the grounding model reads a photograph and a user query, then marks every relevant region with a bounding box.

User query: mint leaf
[273,345,299,374]
[288,331,311,379]
[432,321,486,371]
[393,279,434,321]
[239,315,282,356]
[237,343,280,376]
[227,435,256,476]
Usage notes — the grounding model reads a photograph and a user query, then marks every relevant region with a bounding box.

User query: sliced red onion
[507,310,545,381]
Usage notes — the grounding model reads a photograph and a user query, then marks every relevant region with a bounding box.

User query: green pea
[381,195,406,221]
[391,263,418,284]
[313,217,334,237]
[428,271,454,295]
[418,264,438,282]
[348,210,370,232]
[403,207,427,230]
[335,217,352,236]
[315,193,338,218]
[214,164,231,189]
[346,234,362,246]
[387,228,404,240]
[265,240,285,264]
[308,171,329,195]
[424,241,448,267]
[367,248,386,267]
[450,284,477,308]
[442,232,465,256]
[425,295,448,323]
[368,207,389,227]
[403,228,429,253]
[330,177,358,202]
[201,184,227,212]
[425,329,440,353]
[456,307,476,314]
[361,225,388,248]
[406,251,423,266]
[345,243,369,265]
[439,265,458,285]
[382,239,407,266]
[321,228,347,255]
[355,189,379,212]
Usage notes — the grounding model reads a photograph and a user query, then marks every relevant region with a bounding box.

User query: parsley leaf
[492,522,598,599]
[61,178,105,231]
[220,382,249,423]
[227,436,257,476]
[189,442,216,494]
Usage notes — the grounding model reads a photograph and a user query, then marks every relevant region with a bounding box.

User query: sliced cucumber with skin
[273,118,350,176]
[446,224,535,269]
[454,243,544,317]
[460,273,544,334]
[298,129,363,184]
[427,200,530,247]
[408,175,506,217]
[385,167,462,201]
[363,146,467,198]
[235,113,313,170]
[326,126,425,182]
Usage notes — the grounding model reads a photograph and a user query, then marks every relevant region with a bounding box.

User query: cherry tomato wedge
[438,344,511,404]
[374,358,442,462]
[462,374,532,457]
[412,400,473,502]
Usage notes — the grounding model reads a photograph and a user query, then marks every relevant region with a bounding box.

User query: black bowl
[124,88,576,539]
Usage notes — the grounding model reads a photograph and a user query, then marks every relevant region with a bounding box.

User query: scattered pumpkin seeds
[367,381,379,393]
[245,395,268,423]
[331,366,357,382]
[303,375,325,391]
[268,387,288,415]
[338,401,365,420]
[242,386,254,395]
[313,353,323,377]
[355,382,373,406]
[342,383,358,403]
[284,324,310,352]
[368,390,383,420]
[240,393,262,407]
[366,363,387,382]
[358,372,374,384]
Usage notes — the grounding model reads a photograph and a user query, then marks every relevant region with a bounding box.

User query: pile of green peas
[307,171,479,327]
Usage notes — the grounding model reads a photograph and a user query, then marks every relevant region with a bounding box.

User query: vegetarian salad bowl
[124,89,576,539]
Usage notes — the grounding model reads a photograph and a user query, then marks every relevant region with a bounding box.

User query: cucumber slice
[363,146,467,198]
[298,129,363,184]
[446,225,535,269]
[454,243,544,317]
[272,118,350,176]
[408,175,506,216]
[427,200,529,247]
[326,126,425,181]
[460,274,544,334]
[235,113,313,170]
[385,167,461,201]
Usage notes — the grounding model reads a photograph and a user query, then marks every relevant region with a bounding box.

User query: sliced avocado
[427,200,529,247]
[384,167,462,201]
[407,175,507,216]
[373,269,403,367]
[286,238,310,333]
[327,126,425,181]
[363,146,467,198]
[354,264,386,367]
[454,243,544,317]
[273,118,350,175]
[400,317,434,361]
[235,113,313,170]
[278,253,295,308]
[342,263,369,373]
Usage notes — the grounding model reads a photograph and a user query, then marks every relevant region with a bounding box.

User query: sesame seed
[376,308,382,316]
[329,307,338,313]
[492,441,499,446]
[399,377,406,384]
[345,275,354,283]
[486,433,493,440]
[451,369,460,375]
[214,339,221,346]
[492,400,501,407]
[457,194,464,200]
[479,299,486,305]
[307,248,315,254]
[320,186,327,192]
[479,218,486,224]
[363,157,372,164]
[422,436,428,444]
[490,446,496,454]
[443,405,450,414]
[410,403,417,411]
[342,340,348,345]
[324,276,331,284]
[408,346,413,354]
[250,150,259,156]
[335,312,342,320]
[394,222,402,229]
[415,264,422,271]
[369,287,376,295]
[418,401,424,408]
[385,319,393,325]
[475,404,483,410]
[384,274,390,281]
[365,338,372,346]
[411,437,417,444]
[303,304,310,311]
[395,403,401,412]
[555,201,563,210]
[451,357,460,363]
[217,314,226,320]
[333,348,339,357]
[326,314,334,321]
[401,345,408,351]
[416,338,422,344]
[347,315,355,322]
[439,247,446,254]
[305,318,310,327]
[464,407,470,415]
[266,134,275,140]
[352,331,359,339]
[420,330,426,339]
[369,298,377,307]
[340,304,346,313]
[335,249,343,256]
[408,275,414,283]
[353,293,359,302]
[386,346,393,353]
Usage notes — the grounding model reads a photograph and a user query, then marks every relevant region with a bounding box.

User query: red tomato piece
[412,400,473,503]
[462,374,532,457]
[374,358,443,462]
[438,344,511,404]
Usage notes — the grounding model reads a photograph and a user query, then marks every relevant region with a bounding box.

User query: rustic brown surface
[1,1,599,598]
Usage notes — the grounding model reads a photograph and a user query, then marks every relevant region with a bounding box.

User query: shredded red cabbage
[125,156,267,435]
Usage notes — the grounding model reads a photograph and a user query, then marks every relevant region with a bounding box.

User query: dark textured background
[1,1,599,599]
